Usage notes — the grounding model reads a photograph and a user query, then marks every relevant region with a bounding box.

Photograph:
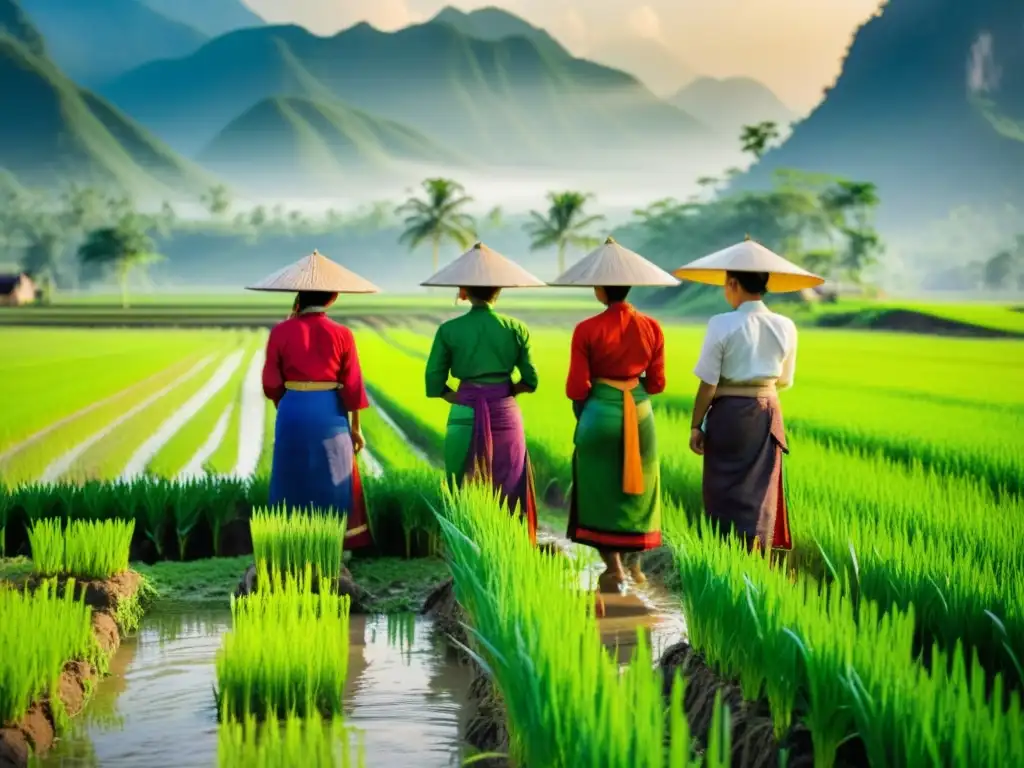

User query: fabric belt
[595,378,644,496]
[284,381,341,391]
[715,379,777,399]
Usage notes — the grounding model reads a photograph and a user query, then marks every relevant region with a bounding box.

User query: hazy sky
[241,0,884,109]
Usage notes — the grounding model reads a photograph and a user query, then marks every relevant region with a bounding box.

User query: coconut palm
[77,216,162,309]
[740,121,781,161]
[395,178,477,273]
[524,191,605,275]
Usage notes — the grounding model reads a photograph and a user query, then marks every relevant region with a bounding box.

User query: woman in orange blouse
[551,237,679,592]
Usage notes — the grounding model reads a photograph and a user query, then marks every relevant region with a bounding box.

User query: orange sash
[595,378,644,495]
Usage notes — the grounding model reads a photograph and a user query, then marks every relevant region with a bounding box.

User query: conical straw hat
[420,242,546,287]
[246,249,380,293]
[548,236,679,287]
[673,236,825,293]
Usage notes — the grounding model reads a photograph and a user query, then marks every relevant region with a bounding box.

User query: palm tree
[395,178,477,273]
[78,216,162,309]
[740,121,781,161]
[524,191,605,275]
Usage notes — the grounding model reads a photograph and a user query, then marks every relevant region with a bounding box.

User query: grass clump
[215,565,351,721]
[218,715,365,767]
[250,507,345,583]
[0,581,100,724]
[28,518,134,579]
[437,482,730,767]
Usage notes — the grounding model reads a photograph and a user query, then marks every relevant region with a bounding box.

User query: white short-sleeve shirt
[693,300,798,389]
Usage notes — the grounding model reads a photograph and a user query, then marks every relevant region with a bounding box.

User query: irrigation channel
[38,596,685,765]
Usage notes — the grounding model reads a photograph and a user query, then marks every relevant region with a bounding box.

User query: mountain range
[98,18,713,171]
[671,77,796,141]
[141,0,264,38]
[198,95,470,197]
[736,0,1024,224]
[0,0,212,197]
[17,0,208,85]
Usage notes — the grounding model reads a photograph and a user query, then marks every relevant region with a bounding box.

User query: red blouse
[262,313,369,412]
[566,302,666,401]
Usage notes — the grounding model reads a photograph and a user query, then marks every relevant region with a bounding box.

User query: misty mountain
[430,5,567,55]
[198,95,470,197]
[736,0,1024,224]
[671,77,796,139]
[0,30,214,198]
[0,0,43,56]
[587,35,696,98]
[99,20,711,169]
[18,0,207,85]
[141,0,265,38]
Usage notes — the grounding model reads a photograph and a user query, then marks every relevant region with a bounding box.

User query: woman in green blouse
[422,243,546,543]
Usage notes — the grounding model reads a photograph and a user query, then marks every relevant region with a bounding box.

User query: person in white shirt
[688,268,797,554]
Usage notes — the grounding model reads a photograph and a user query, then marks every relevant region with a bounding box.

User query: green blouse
[424,305,538,397]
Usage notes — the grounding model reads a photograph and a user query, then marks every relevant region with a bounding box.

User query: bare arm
[691,381,717,430]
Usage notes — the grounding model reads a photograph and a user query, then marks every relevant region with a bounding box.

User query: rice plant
[0,581,101,725]
[215,565,351,720]
[667,517,1024,767]
[218,715,365,768]
[250,507,346,583]
[436,482,731,768]
[28,518,134,579]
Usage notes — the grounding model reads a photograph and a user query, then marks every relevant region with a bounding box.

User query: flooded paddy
[40,590,686,767]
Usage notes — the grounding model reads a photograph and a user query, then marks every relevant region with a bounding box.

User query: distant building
[0,273,37,306]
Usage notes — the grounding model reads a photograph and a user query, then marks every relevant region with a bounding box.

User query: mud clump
[658,642,872,768]
[234,565,374,612]
[0,574,139,768]
[464,660,514,768]
[420,578,467,649]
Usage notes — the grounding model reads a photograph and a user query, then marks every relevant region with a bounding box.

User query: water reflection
[42,611,472,768]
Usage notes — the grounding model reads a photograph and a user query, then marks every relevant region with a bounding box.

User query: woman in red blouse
[550,237,679,592]
[249,250,380,551]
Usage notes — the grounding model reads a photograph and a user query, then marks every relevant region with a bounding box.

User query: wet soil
[658,642,870,768]
[233,563,375,612]
[0,572,141,768]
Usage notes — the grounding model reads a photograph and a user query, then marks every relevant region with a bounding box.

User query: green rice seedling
[218,714,365,768]
[171,478,217,559]
[0,580,101,725]
[250,507,346,583]
[215,567,351,720]
[0,484,10,555]
[363,467,444,557]
[436,482,730,768]
[667,517,1024,767]
[29,518,134,579]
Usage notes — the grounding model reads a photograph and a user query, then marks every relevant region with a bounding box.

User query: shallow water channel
[41,589,686,767]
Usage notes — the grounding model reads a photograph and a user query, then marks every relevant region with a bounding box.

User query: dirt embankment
[0,571,143,768]
[817,308,1024,338]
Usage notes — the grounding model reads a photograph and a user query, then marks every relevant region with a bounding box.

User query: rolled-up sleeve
[424,328,451,397]
[515,324,539,390]
[693,320,724,386]
[338,329,369,411]
[262,328,286,406]
[565,324,592,401]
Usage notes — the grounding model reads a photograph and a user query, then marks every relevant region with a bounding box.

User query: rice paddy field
[0,307,1022,767]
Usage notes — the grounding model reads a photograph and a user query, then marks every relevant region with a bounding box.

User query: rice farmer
[549,237,680,592]
[673,236,824,554]
[246,249,380,551]
[422,242,547,544]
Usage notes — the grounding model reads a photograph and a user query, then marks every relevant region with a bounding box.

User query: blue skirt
[269,389,355,514]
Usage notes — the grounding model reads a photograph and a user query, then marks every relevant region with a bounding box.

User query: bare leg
[623,552,647,585]
[597,549,626,593]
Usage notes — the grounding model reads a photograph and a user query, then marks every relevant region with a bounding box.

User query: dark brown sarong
[702,396,791,552]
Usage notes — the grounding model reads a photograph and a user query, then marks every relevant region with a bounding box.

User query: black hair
[726,271,769,295]
[465,286,501,303]
[294,290,337,312]
[602,286,631,303]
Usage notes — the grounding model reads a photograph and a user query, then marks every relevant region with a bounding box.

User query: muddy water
[42,610,474,767]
